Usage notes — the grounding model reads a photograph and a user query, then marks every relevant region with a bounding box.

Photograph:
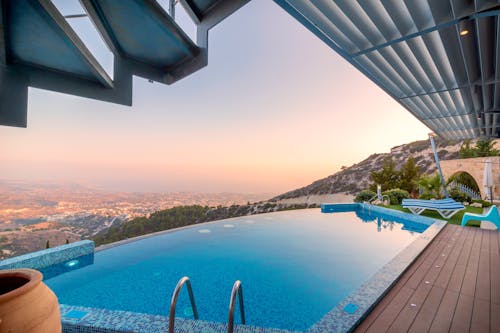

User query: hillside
[93,137,466,246]
[93,203,317,246]
[271,138,463,201]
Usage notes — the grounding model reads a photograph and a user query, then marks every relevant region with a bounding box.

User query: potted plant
[0,269,61,333]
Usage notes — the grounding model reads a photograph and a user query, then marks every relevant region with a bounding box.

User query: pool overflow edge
[0,240,94,271]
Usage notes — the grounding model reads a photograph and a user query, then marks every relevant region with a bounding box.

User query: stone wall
[441,156,500,200]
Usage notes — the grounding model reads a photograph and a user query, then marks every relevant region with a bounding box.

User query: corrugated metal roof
[275,0,500,139]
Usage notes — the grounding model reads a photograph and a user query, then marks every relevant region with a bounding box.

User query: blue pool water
[45,208,430,331]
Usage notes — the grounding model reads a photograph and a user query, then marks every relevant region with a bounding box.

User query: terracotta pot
[0,269,61,333]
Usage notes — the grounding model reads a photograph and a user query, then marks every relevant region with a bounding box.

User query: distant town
[0,180,271,259]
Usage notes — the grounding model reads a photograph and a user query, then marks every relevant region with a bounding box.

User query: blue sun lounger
[461,205,500,229]
[402,198,457,205]
[402,198,465,219]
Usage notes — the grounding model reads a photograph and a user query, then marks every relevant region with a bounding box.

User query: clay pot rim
[0,268,42,302]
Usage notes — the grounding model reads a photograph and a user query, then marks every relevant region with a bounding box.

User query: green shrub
[448,188,471,203]
[382,188,409,205]
[471,199,493,207]
[418,193,434,200]
[354,190,376,203]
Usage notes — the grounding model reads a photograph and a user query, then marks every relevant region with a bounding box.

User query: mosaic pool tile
[60,305,300,333]
[65,310,90,320]
[0,240,94,270]
[342,304,359,315]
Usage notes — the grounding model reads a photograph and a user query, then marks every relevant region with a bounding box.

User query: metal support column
[429,133,449,198]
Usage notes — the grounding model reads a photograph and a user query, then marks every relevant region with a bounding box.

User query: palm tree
[417,173,442,198]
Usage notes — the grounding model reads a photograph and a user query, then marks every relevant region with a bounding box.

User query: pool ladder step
[168,276,246,333]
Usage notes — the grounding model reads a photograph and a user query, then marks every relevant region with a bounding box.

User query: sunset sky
[0,0,430,194]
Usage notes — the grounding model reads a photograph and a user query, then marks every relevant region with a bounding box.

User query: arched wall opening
[441,156,500,201]
[447,171,482,198]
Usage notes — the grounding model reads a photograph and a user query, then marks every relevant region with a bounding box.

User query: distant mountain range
[272,137,463,201]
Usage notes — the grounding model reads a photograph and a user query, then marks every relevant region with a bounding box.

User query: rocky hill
[272,137,463,201]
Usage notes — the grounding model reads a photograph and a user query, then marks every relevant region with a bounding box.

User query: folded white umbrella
[483,159,493,200]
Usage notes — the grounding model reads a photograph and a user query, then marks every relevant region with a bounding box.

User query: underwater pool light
[65,259,79,268]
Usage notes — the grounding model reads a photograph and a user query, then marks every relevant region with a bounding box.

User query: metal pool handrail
[227,280,246,333]
[168,276,199,333]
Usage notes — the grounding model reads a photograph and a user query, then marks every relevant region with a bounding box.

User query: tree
[417,173,443,198]
[45,240,50,249]
[369,157,422,195]
[459,138,499,158]
[459,139,476,158]
[399,157,421,195]
[475,138,499,157]
[370,157,400,191]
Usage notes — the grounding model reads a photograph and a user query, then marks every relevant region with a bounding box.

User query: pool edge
[95,211,286,252]
[307,203,447,333]
[60,304,301,333]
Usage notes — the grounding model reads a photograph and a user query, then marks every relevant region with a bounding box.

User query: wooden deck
[355,224,500,333]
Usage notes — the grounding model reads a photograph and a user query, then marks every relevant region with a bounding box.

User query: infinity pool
[45,207,431,331]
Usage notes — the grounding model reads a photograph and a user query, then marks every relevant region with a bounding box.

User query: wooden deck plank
[490,230,500,305]
[426,227,470,332]
[386,282,433,333]
[428,289,460,333]
[363,287,414,333]
[491,302,500,332]
[434,227,469,289]
[470,297,490,333]
[476,230,490,302]
[448,227,476,293]
[405,227,457,290]
[355,224,500,333]
[449,293,474,333]
[407,285,445,333]
[460,229,482,297]
[497,230,500,253]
